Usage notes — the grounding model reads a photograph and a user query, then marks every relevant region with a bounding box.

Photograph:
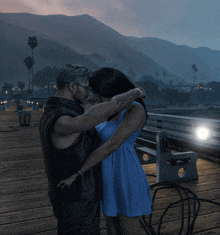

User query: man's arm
[53,88,146,136]
[57,103,146,189]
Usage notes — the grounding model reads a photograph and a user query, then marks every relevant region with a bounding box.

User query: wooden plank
[1,206,54,225]
[0,217,57,235]
[1,158,44,168]
[30,230,57,235]
[140,211,220,235]
[150,189,220,211]
[0,191,48,204]
[0,196,51,213]
[1,170,46,183]
[0,178,48,195]
[194,227,220,234]
[0,158,44,171]
[0,147,43,161]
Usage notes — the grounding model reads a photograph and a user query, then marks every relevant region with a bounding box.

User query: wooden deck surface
[1,104,220,235]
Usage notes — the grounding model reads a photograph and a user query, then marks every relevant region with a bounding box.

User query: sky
[0,0,220,50]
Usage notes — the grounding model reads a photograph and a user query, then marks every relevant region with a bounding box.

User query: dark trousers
[51,200,101,235]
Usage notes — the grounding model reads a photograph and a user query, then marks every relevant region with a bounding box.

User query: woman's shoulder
[122,101,145,116]
[132,100,142,106]
[128,101,145,111]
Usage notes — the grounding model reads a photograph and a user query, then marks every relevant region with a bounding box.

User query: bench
[32,105,39,110]
[135,127,198,183]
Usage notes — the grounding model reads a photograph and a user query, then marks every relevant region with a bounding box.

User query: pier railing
[145,112,220,158]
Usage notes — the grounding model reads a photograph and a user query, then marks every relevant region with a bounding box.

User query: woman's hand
[135,87,147,100]
[57,173,79,189]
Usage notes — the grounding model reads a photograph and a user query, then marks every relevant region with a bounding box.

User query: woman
[58,67,152,235]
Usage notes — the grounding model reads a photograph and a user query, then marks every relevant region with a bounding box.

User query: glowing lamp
[195,126,210,140]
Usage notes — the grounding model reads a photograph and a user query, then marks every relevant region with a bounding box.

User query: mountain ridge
[126,36,219,83]
[0,12,219,89]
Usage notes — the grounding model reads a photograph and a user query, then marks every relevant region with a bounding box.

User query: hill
[126,37,218,84]
[0,14,100,88]
[0,12,182,88]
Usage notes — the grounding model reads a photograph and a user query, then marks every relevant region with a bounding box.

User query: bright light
[195,126,210,140]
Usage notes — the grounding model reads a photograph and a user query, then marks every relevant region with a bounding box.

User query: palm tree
[23,56,35,89]
[192,64,198,85]
[191,64,198,104]
[27,36,38,90]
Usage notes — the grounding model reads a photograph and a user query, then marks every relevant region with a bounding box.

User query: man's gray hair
[56,64,93,90]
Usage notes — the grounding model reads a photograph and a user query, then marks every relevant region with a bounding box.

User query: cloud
[0,0,36,14]
[19,0,72,15]
[18,0,126,17]
[18,0,138,34]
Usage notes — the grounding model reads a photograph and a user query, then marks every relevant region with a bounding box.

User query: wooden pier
[1,104,220,234]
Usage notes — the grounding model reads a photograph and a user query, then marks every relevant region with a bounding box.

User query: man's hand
[57,173,79,189]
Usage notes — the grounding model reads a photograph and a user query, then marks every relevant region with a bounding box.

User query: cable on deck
[140,181,220,235]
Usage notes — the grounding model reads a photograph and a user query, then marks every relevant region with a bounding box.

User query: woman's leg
[117,213,141,235]
[104,215,121,235]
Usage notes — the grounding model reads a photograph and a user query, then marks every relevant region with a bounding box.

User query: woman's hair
[89,67,148,119]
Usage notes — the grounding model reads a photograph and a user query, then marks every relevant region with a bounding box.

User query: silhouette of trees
[17,81,25,91]
[27,36,38,90]
[33,66,59,88]
[161,88,190,105]
[206,81,220,92]
[1,83,14,99]
[141,81,159,97]
[140,75,157,83]
[23,56,35,89]
[1,82,13,92]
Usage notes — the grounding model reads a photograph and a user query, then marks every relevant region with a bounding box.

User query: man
[39,64,146,234]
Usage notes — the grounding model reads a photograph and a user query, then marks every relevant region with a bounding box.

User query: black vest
[39,97,103,203]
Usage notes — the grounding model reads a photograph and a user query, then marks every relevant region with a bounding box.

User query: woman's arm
[57,103,146,188]
[53,88,146,136]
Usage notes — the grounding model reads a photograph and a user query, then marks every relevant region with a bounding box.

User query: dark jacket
[39,97,103,203]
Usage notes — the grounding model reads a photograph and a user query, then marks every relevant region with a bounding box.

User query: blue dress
[95,101,152,217]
